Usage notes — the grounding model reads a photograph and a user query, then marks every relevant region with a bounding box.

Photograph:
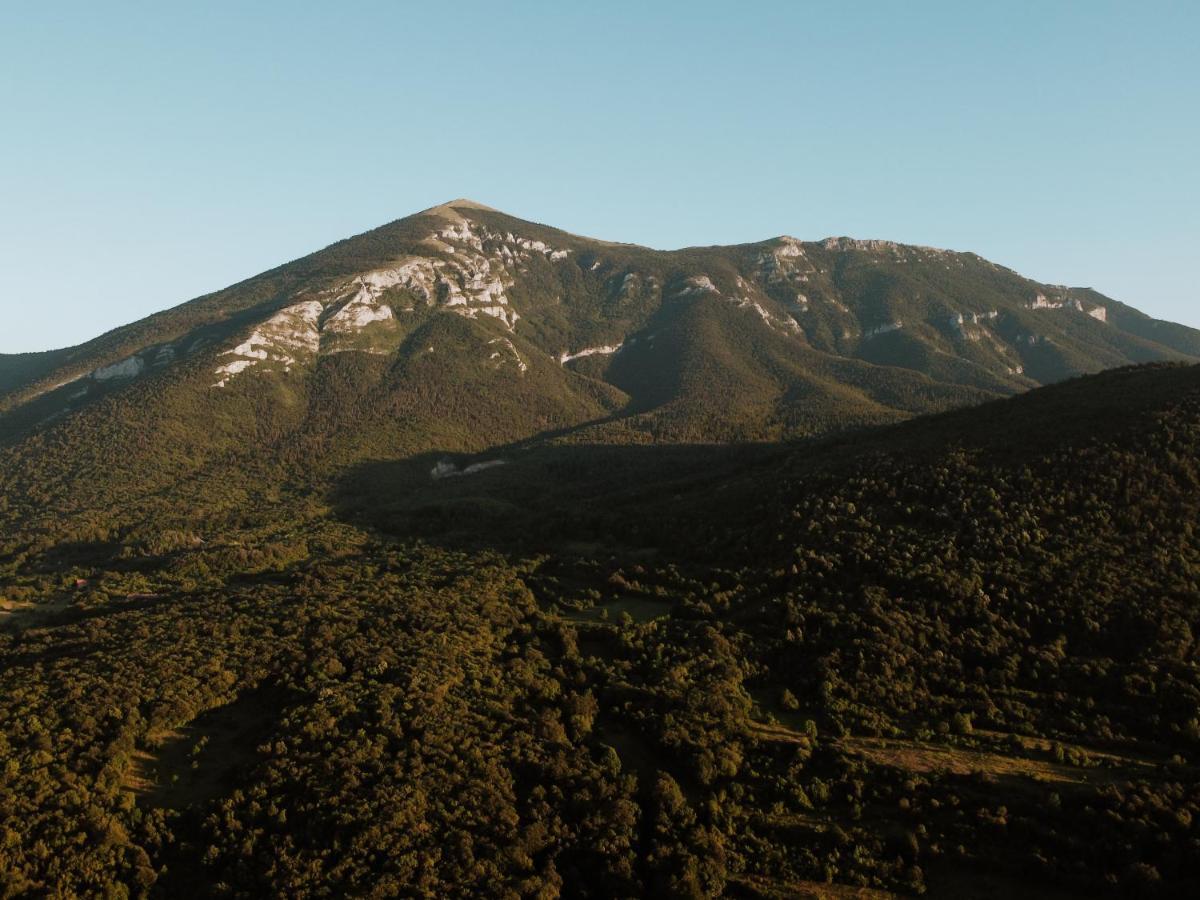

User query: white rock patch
[455,304,520,331]
[821,237,948,257]
[436,221,569,264]
[214,359,255,379]
[23,372,85,402]
[948,310,1000,341]
[212,300,322,387]
[211,215,579,387]
[1030,292,1065,310]
[358,259,439,303]
[559,343,623,365]
[733,297,802,333]
[676,275,720,296]
[431,459,507,480]
[325,279,396,333]
[1028,291,1108,323]
[776,237,805,258]
[438,221,485,251]
[756,237,817,287]
[862,321,904,339]
[488,337,527,373]
[92,356,145,381]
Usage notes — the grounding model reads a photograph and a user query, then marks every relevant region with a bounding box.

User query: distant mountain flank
[1,198,1198,539]
[4,200,1196,421]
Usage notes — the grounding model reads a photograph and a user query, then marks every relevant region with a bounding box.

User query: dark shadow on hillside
[126,684,296,812]
[330,363,1200,559]
[331,441,790,561]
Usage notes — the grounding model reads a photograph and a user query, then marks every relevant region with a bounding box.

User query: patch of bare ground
[747,719,814,746]
[741,721,1142,898]
[0,593,73,629]
[746,717,1172,788]
[973,728,1166,770]
[839,735,1166,787]
[840,736,1088,784]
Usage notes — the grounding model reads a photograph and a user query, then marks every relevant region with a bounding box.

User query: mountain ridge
[4,199,1195,390]
[2,199,1198,550]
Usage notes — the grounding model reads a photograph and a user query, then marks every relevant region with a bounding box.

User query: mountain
[6,199,1198,435]
[1,199,1197,554]
[3,202,1200,898]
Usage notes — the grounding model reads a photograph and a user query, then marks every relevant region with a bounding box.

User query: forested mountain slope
[2,200,1198,565]
[2,363,1199,897]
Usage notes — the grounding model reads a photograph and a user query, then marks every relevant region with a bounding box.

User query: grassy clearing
[0,593,73,629]
[747,719,815,746]
[840,735,1086,783]
[557,594,674,624]
[596,722,661,786]
[747,715,1166,788]
[124,690,279,810]
[973,728,1165,771]
[837,735,1170,787]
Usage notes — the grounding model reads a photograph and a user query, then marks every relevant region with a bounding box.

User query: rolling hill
[2,362,1199,897]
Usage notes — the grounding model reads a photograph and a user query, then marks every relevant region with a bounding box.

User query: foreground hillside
[2,363,1199,897]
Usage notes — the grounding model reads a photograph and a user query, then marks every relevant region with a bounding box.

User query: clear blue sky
[1,1,1196,352]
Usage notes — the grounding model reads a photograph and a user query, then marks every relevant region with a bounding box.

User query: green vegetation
[3,201,1198,441]
[0,363,1198,896]
[1,202,1199,896]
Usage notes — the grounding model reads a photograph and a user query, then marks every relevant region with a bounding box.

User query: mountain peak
[417,198,501,221]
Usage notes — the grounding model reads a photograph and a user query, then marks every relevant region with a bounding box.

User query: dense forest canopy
[1,363,1198,897]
